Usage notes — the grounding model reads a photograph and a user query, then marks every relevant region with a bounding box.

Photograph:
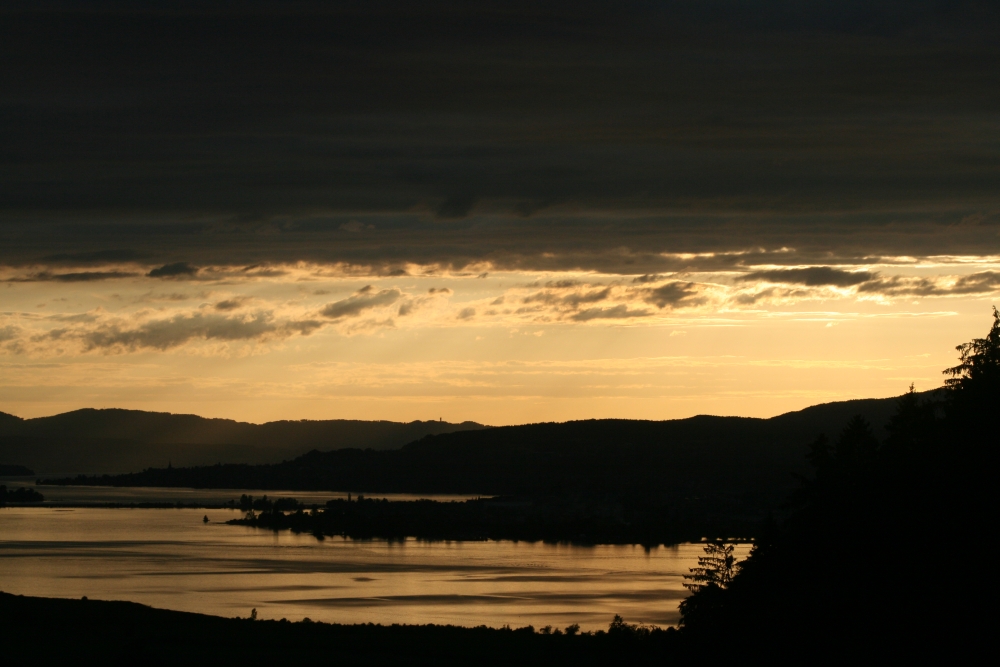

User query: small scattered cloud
[561,288,611,307]
[5,270,138,283]
[135,292,192,303]
[0,325,20,342]
[457,307,477,320]
[641,282,704,309]
[741,267,876,287]
[320,286,402,319]
[857,271,1000,297]
[570,305,651,321]
[148,262,199,278]
[214,296,252,311]
[545,280,586,289]
[81,311,282,351]
[47,312,101,323]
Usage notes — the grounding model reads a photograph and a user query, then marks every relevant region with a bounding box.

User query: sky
[2,1,999,424]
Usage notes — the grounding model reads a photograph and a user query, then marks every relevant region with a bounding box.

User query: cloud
[857,271,1000,297]
[457,307,476,320]
[41,249,149,264]
[320,286,402,319]
[5,270,138,283]
[148,262,200,278]
[522,287,611,308]
[47,312,101,323]
[79,311,316,352]
[0,325,20,342]
[3,3,998,276]
[214,297,252,311]
[561,288,611,307]
[740,267,876,287]
[641,282,703,309]
[570,305,652,321]
[135,292,192,303]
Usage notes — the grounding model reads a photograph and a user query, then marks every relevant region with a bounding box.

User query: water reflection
[0,507,722,630]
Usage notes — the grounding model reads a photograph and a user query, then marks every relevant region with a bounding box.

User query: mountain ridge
[0,409,487,473]
[8,389,940,480]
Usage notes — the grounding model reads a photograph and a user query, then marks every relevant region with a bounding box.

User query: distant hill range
[7,390,938,484]
[0,409,485,474]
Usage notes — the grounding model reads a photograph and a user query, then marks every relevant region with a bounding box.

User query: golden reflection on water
[0,507,744,630]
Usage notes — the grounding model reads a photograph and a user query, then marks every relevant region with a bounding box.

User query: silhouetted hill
[4,392,932,476]
[0,411,22,431]
[0,409,485,473]
[47,391,937,538]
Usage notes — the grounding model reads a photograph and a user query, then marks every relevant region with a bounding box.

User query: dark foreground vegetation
[0,484,43,505]
[675,308,1000,656]
[0,592,676,666]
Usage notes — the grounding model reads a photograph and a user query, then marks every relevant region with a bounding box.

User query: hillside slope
[0,409,485,473]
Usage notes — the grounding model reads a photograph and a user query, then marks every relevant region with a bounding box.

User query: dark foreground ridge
[672,308,1000,657]
[0,592,678,666]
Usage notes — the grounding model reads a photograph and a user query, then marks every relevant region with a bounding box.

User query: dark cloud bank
[2,1,999,273]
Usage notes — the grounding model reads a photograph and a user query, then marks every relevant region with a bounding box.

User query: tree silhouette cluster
[0,484,44,505]
[677,308,999,657]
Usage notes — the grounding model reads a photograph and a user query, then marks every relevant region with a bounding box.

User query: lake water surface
[0,506,737,630]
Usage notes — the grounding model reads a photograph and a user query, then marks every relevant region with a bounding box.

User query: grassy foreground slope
[0,592,678,666]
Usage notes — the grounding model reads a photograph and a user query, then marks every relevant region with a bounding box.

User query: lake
[0,506,742,630]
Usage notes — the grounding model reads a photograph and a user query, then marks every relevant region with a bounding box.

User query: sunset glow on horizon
[3,2,998,424]
[3,253,996,424]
